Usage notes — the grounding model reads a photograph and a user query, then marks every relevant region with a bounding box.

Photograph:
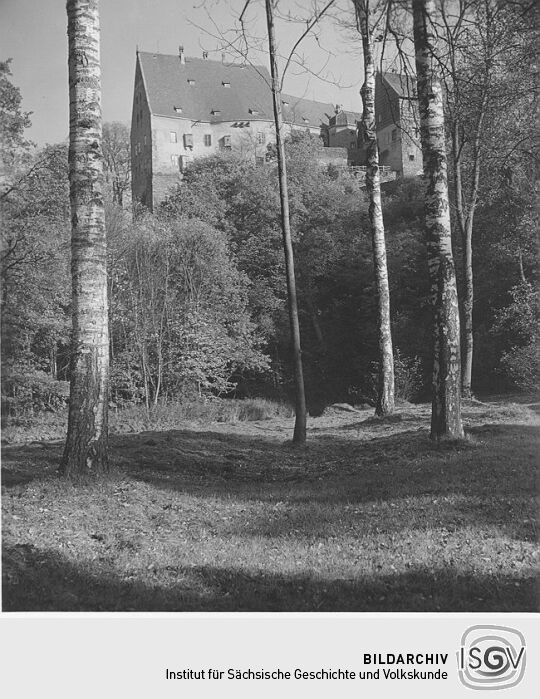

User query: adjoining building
[326,107,362,150]
[367,71,423,178]
[323,74,423,178]
[131,48,336,210]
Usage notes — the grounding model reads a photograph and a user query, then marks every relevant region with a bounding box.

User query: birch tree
[61,0,109,476]
[439,0,536,397]
[354,0,395,416]
[412,0,464,439]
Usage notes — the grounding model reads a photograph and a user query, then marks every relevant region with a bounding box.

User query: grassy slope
[2,400,539,611]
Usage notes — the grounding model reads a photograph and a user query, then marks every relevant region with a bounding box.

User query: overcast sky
[0,0,399,147]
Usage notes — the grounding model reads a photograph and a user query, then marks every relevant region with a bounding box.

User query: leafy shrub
[492,282,538,347]
[2,365,69,416]
[499,343,540,392]
[356,349,424,406]
[491,283,539,392]
[393,349,424,402]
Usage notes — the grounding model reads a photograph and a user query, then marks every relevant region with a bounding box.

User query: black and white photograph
[1,0,538,652]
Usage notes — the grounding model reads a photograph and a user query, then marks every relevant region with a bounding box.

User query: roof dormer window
[302,117,310,124]
[211,109,221,116]
[187,79,195,86]
[222,81,231,88]
[174,106,183,113]
[282,100,289,107]
[249,108,259,115]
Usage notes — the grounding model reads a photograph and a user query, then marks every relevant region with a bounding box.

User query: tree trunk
[517,247,526,284]
[451,94,486,400]
[61,0,109,476]
[413,0,464,440]
[265,0,307,445]
[461,218,474,399]
[357,1,395,416]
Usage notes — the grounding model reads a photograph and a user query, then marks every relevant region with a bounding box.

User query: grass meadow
[2,397,538,611]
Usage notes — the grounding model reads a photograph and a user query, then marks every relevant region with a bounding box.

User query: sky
[0,0,395,147]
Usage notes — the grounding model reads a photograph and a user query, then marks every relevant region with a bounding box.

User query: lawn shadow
[1,441,63,486]
[114,422,538,493]
[2,422,537,542]
[3,542,537,612]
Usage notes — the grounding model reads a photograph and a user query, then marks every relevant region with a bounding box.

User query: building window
[171,155,179,169]
[409,154,415,161]
[204,134,212,147]
[378,114,382,123]
[222,135,231,149]
[255,156,264,166]
[183,133,194,149]
[392,129,398,142]
[170,131,177,143]
[256,132,265,145]
[143,135,147,145]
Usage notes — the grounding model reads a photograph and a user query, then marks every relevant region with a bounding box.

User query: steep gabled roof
[137,51,333,127]
[381,72,417,99]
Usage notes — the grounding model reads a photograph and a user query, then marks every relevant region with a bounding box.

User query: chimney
[179,45,185,65]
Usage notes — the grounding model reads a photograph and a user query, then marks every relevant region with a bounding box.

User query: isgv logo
[458,625,526,690]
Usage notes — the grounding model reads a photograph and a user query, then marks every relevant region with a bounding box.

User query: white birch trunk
[356,0,395,416]
[413,0,464,440]
[62,0,109,475]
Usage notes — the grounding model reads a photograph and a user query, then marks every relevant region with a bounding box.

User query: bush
[393,349,424,402]
[499,343,540,392]
[1,366,69,417]
[356,349,424,406]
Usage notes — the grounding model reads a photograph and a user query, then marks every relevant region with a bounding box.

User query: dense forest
[2,127,537,421]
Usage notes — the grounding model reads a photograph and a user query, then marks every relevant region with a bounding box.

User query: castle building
[131,48,335,210]
[369,72,423,178]
[130,49,422,209]
[327,108,362,150]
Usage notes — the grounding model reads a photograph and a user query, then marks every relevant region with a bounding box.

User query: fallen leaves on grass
[2,400,539,611]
